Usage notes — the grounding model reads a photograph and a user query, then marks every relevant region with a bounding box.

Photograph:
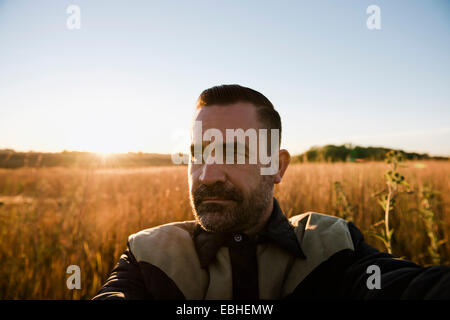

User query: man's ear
[274,149,290,184]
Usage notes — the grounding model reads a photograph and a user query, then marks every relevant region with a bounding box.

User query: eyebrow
[190,141,249,155]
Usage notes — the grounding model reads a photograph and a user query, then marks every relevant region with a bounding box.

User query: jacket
[93,198,450,299]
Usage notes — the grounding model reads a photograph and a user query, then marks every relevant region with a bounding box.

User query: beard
[190,177,273,233]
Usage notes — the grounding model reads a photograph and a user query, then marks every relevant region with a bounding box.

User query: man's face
[188,102,274,233]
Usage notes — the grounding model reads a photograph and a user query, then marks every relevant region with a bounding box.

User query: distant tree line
[0,150,175,169]
[0,145,448,168]
[292,144,448,163]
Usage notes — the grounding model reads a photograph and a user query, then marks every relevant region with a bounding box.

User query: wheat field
[0,161,449,299]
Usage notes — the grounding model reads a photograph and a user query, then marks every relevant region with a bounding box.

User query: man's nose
[198,163,226,185]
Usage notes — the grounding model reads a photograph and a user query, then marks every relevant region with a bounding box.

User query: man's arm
[92,242,150,300]
[288,222,450,299]
[342,222,450,299]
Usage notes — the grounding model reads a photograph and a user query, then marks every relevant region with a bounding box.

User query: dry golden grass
[0,161,449,299]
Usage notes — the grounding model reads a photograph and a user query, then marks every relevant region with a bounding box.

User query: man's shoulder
[288,211,355,255]
[129,220,197,239]
[128,221,197,260]
[126,220,207,298]
[288,211,348,229]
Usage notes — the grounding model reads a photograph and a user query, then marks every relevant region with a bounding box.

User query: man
[93,84,450,300]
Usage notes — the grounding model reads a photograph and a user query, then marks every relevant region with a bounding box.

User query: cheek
[227,165,262,190]
[188,164,200,188]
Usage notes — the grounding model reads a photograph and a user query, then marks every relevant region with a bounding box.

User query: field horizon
[1,144,448,169]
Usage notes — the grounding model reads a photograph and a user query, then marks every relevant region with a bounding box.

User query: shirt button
[234,234,243,242]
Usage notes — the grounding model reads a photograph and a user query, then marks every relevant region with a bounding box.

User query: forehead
[192,102,261,132]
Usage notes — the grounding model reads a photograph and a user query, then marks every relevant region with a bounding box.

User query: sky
[0,0,449,156]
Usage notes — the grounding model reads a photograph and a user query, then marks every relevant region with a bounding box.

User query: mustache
[193,182,243,205]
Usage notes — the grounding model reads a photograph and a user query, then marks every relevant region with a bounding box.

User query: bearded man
[93,84,450,300]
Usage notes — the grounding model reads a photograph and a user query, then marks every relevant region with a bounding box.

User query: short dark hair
[196,84,282,144]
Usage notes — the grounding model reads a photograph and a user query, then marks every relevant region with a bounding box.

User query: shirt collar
[193,198,306,268]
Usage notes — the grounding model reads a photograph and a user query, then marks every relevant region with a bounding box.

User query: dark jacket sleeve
[92,242,151,300]
[288,222,450,299]
[342,222,450,299]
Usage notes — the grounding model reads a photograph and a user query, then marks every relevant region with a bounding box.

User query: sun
[66,116,137,154]
[95,151,115,159]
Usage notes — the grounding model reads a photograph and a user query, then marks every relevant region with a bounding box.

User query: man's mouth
[200,197,236,204]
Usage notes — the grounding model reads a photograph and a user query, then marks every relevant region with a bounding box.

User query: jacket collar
[193,198,306,268]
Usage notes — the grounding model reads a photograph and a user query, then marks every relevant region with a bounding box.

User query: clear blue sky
[1,0,449,156]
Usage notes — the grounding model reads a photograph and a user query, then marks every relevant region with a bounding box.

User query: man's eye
[223,149,245,163]
[236,148,248,158]
[225,152,235,163]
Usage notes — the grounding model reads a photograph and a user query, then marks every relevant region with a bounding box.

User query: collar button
[234,234,243,242]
